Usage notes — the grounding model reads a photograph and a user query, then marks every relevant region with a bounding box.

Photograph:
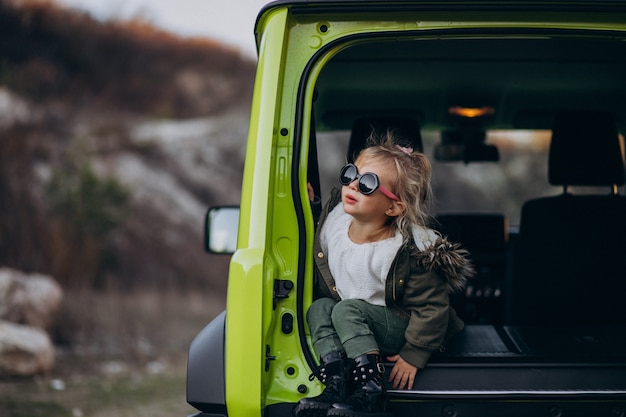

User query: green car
[187,1,626,416]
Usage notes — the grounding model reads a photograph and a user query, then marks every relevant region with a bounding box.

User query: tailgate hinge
[273,279,293,309]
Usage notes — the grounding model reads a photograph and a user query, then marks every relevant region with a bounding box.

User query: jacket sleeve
[398,269,453,369]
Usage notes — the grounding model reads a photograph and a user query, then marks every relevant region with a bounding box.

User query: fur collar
[411,225,474,293]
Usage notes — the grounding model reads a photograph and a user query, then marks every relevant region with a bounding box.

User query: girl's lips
[344,193,358,204]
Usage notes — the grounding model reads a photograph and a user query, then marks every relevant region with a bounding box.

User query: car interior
[301,29,626,405]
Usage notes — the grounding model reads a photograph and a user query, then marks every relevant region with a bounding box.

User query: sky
[54,0,272,59]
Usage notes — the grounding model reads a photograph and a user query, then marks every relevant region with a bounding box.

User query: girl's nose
[348,179,359,192]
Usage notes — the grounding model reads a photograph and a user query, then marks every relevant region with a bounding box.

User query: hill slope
[0,0,256,292]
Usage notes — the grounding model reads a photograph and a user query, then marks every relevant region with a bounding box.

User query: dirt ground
[0,359,195,417]
[0,290,225,417]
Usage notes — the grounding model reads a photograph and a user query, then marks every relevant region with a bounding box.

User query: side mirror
[205,206,239,254]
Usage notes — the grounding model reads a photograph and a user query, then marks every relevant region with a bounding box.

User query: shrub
[45,164,130,288]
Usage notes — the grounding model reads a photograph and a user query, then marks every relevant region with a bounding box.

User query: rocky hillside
[0,0,257,293]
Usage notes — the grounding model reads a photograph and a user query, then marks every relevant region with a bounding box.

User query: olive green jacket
[312,188,474,368]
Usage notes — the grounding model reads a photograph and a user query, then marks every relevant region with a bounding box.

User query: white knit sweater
[320,204,403,306]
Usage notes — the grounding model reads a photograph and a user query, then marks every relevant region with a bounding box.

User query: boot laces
[309,363,330,384]
[306,362,344,403]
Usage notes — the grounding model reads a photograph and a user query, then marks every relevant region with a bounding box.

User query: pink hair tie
[397,145,413,155]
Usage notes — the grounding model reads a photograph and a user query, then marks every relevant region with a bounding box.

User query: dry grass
[0,366,196,417]
[0,289,225,417]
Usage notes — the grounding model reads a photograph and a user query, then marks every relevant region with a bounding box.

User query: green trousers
[307,297,409,359]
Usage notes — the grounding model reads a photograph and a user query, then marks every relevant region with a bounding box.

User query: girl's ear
[386,200,406,217]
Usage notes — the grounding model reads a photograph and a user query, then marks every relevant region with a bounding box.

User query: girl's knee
[307,297,337,322]
[331,299,365,322]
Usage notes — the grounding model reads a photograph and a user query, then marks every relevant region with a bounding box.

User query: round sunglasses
[339,163,400,201]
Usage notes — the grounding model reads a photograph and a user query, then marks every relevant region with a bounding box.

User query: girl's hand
[387,354,418,390]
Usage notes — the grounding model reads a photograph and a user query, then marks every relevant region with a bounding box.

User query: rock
[0,87,30,128]
[0,267,63,330]
[0,268,61,376]
[0,320,55,376]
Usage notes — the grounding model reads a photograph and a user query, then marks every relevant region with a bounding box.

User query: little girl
[294,132,473,417]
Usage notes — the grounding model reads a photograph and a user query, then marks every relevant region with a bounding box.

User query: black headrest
[549,111,625,187]
[347,117,422,163]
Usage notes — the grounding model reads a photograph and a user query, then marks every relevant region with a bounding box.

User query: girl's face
[341,157,402,223]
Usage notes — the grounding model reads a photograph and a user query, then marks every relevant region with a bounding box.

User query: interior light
[449,106,495,118]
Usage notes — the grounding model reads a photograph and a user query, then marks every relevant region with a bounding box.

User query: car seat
[508,111,626,326]
[435,213,508,323]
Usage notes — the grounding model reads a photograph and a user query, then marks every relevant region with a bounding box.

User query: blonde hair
[355,130,433,237]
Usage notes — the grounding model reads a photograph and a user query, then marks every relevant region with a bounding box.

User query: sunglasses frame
[339,163,400,201]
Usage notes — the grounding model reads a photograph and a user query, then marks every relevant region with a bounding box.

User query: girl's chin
[342,202,358,216]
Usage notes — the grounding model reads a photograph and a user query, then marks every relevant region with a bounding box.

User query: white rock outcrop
[0,267,62,330]
[0,267,62,376]
[0,320,55,375]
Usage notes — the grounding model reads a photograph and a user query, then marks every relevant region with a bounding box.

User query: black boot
[293,351,350,417]
[327,354,392,417]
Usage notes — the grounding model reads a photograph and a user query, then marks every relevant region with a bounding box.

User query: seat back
[436,213,508,323]
[436,213,508,262]
[508,111,626,326]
